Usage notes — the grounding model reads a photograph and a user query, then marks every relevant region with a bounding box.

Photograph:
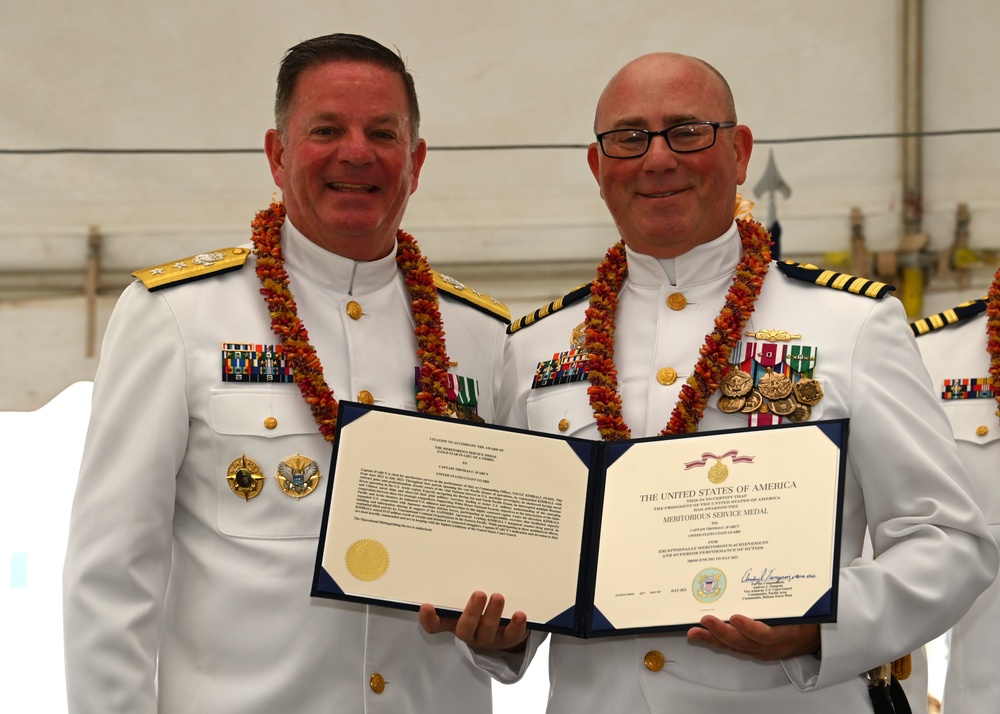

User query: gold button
[358,390,375,405]
[263,416,278,430]
[666,293,687,311]
[644,650,665,672]
[347,301,363,320]
[558,418,569,432]
[369,673,386,693]
[232,247,246,255]
[976,425,989,437]
[657,367,678,386]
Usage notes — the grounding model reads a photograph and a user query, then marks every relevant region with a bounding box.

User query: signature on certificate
[742,567,816,584]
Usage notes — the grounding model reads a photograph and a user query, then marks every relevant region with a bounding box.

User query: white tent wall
[2,0,999,410]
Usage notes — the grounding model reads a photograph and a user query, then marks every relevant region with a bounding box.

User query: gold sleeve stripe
[910,298,987,337]
[776,261,894,300]
[508,282,592,335]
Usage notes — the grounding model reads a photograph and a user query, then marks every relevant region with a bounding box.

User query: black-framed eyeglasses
[595,121,737,158]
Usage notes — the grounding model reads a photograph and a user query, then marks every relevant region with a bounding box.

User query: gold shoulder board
[132,247,251,292]
[910,297,988,337]
[775,260,894,299]
[508,282,592,335]
[432,271,510,323]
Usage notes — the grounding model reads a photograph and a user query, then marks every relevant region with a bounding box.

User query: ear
[587,142,604,197]
[408,138,428,195]
[732,124,753,185]
[264,129,285,189]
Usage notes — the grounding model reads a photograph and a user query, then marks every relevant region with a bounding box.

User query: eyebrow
[310,111,406,128]
[608,114,700,130]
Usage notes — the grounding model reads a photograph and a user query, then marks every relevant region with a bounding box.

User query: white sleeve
[63,283,190,713]
[788,297,1000,690]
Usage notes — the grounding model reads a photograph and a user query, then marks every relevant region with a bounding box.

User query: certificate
[312,401,847,638]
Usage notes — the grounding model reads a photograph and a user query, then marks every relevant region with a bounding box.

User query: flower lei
[586,214,772,441]
[987,265,1000,425]
[252,201,452,441]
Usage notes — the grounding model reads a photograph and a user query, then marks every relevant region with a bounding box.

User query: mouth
[640,189,684,199]
[328,182,378,193]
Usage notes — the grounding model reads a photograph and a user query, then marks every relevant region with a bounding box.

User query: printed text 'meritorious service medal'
[227,455,265,501]
[275,454,322,499]
[345,539,390,581]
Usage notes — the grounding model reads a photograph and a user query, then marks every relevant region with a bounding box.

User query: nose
[643,134,679,169]
[338,129,376,165]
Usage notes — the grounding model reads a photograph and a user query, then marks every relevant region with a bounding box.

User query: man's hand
[687,614,820,661]
[419,591,529,652]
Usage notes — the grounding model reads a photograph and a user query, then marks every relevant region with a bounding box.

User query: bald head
[594,53,736,133]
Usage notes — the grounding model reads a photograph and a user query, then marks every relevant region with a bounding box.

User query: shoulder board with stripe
[508,282,592,335]
[910,297,987,337]
[775,260,895,299]
[432,271,510,323]
[132,247,250,291]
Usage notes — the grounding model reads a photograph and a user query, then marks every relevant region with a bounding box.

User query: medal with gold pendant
[727,331,825,424]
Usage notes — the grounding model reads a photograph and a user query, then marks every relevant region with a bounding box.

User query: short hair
[274,33,420,142]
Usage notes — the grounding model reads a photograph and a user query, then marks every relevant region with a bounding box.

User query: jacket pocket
[211,389,330,539]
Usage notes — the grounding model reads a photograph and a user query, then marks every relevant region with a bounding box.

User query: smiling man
[422,52,998,713]
[63,34,508,714]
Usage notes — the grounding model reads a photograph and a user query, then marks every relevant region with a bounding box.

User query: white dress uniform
[63,219,507,714]
[912,299,1000,714]
[474,224,997,713]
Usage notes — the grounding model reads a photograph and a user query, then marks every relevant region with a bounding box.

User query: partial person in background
[910,266,1000,714]
[63,33,507,713]
[421,51,997,712]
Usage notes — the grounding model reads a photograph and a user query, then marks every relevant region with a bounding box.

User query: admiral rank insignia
[910,298,994,403]
[432,271,511,323]
[132,247,250,291]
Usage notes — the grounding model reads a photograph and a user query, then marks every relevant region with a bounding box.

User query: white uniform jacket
[63,220,506,714]
[913,302,1000,714]
[479,225,997,713]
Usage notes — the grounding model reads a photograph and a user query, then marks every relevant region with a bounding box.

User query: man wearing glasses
[423,52,997,712]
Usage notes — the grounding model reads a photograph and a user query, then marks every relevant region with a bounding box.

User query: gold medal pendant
[793,377,825,406]
[741,389,764,413]
[717,394,746,413]
[227,455,265,501]
[720,369,753,397]
[708,459,729,484]
[757,367,793,400]
[276,454,322,499]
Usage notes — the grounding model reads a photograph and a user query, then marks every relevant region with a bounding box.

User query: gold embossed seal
[346,539,390,581]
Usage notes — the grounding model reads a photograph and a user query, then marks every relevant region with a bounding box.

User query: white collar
[280,218,399,296]
[624,223,742,289]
